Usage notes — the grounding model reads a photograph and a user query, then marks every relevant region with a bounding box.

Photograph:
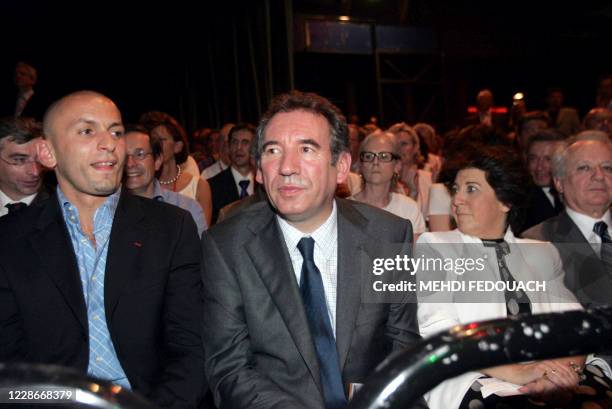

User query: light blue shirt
[57,186,131,388]
[151,179,207,236]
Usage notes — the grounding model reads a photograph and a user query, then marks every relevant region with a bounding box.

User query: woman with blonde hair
[387,122,433,217]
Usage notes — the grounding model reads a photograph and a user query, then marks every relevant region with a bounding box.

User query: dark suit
[1,91,48,121]
[0,191,205,409]
[463,111,508,131]
[517,186,563,235]
[201,199,423,409]
[207,167,242,224]
[522,210,612,307]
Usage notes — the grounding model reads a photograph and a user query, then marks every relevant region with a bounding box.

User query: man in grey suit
[201,91,423,409]
[523,132,612,306]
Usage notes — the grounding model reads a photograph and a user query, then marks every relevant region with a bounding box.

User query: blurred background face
[477,93,493,111]
[396,131,416,166]
[527,141,557,187]
[359,136,400,186]
[124,131,159,194]
[556,141,612,216]
[451,168,509,239]
[585,109,612,134]
[229,129,254,169]
[0,137,42,199]
[14,63,36,89]
[151,125,179,164]
[547,91,564,110]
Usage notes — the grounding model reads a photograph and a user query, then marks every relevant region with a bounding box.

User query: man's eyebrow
[298,138,321,148]
[262,141,279,150]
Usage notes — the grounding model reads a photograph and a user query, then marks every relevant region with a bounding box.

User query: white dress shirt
[0,189,37,217]
[565,207,612,256]
[230,167,254,197]
[277,201,338,336]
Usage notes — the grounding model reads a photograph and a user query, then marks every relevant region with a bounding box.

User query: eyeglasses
[126,150,153,161]
[360,151,398,163]
[0,155,37,167]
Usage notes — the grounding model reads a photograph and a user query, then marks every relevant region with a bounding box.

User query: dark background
[2,0,611,134]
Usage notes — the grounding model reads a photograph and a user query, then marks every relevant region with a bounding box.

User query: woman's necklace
[159,164,182,186]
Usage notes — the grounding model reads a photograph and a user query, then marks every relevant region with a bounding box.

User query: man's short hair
[551,130,612,179]
[0,117,42,149]
[140,111,189,164]
[125,124,163,159]
[526,129,566,153]
[228,123,256,143]
[254,91,349,164]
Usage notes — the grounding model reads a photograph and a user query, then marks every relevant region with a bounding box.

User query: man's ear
[256,167,263,184]
[37,139,56,169]
[553,176,563,194]
[335,151,352,184]
[173,140,183,155]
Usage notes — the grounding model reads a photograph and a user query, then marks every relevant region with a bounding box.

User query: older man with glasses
[124,124,206,236]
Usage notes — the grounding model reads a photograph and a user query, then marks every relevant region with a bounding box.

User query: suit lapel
[29,197,88,333]
[245,208,323,393]
[335,201,368,372]
[104,192,145,323]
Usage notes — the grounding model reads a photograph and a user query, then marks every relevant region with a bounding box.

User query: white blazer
[415,229,582,409]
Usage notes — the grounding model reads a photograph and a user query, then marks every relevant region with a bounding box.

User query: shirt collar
[566,207,612,237]
[57,185,122,226]
[152,179,164,201]
[230,166,254,183]
[0,188,37,207]
[277,200,337,260]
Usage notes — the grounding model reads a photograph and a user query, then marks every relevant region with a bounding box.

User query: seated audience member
[207,123,256,224]
[523,132,612,306]
[0,117,48,217]
[518,130,566,234]
[417,145,602,409]
[201,90,425,409]
[140,111,212,226]
[0,91,205,409]
[545,87,581,137]
[583,107,612,136]
[414,122,443,182]
[349,130,426,236]
[388,122,433,217]
[200,123,234,179]
[3,62,47,120]
[517,111,549,151]
[464,89,508,130]
[124,125,207,236]
[596,74,612,110]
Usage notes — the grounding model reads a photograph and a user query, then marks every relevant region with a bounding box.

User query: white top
[382,193,426,234]
[230,167,254,196]
[277,201,338,336]
[428,183,451,216]
[178,174,200,200]
[565,207,612,256]
[0,189,37,217]
[201,159,229,180]
[183,155,201,181]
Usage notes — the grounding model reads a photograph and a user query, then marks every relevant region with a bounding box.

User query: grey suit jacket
[201,199,422,409]
[522,210,612,306]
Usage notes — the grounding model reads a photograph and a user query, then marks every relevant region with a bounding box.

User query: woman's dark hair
[139,111,189,164]
[443,143,531,233]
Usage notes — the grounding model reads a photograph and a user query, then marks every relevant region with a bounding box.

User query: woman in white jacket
[416,144,597,409]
